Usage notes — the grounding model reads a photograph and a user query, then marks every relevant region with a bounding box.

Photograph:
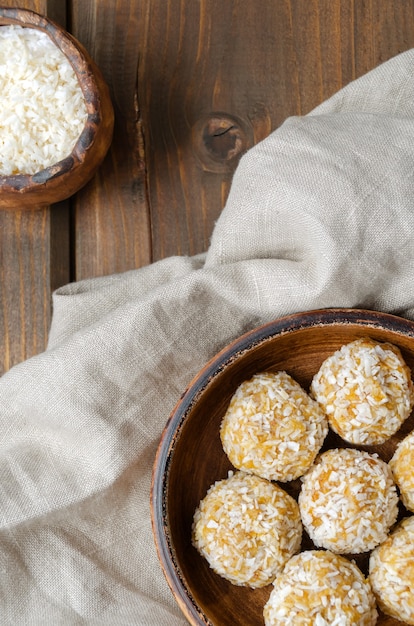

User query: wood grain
[131,0,414,261]
[70,0,151,280]
[0,0,68,375]
[3,0,414,375]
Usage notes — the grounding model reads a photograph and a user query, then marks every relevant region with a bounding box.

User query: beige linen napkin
[1,49,414,624]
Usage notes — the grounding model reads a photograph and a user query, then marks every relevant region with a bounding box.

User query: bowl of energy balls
[151,308,414,626]
[0,7,114,210]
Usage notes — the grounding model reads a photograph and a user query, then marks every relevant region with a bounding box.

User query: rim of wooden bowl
[0,6,114,209]
[151,307,414,626]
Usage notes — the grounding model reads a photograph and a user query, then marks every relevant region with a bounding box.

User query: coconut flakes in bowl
[0,24,88,176]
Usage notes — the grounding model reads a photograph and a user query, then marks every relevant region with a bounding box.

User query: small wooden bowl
[151,308,414,626]
[0,7,114,210]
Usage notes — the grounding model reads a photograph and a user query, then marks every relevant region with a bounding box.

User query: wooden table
[2,0,414,376]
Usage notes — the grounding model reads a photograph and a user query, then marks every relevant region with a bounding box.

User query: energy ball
[298,448,399,554]
[264,550,378,626]
[369,516,414,625]
[389,429,414,512]
[311,337,414,445]
[192,471,302,588]
[220,371,328,482]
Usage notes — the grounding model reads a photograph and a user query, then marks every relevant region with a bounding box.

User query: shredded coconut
[220,371,328,482]
[0,24,88,175]
[369,516,414,624]
[298,448,399,554]
[264,550,378,626]
[311,337,414,445]
[192,471,302,588]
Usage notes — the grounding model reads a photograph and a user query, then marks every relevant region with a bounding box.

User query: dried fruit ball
[220,371,328,482]
[389,429,414,512]
[311,337,414,445]
[369,516,414,624]
[298,448,398,554]
[192,471,302,588]
[264,550,377,625]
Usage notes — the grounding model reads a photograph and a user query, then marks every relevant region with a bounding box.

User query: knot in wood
[202,117,244,161]
[193,113,249,172]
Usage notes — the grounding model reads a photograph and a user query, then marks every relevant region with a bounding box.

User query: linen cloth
[1,49,414,624]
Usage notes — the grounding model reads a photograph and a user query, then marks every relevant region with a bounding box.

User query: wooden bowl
[151,308,414,626]
[0,7,114,210]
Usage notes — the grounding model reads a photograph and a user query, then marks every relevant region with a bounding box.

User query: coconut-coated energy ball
[220,371,328,482]
[264,550,378,626]
[311,337,414,445]
[192,471,302,588]
[298,447,399,554]
[389,429,414,512]
[369,516,414,624]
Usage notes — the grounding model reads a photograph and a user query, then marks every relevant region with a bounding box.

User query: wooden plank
[0,0,69,376]
[136,0,414,262]
[0,210,49,371]
[70,0,151,280]
[288,0,414,111]
[66,0,414,280]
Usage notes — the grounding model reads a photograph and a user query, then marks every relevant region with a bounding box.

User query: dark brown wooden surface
[3,0,414,375]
